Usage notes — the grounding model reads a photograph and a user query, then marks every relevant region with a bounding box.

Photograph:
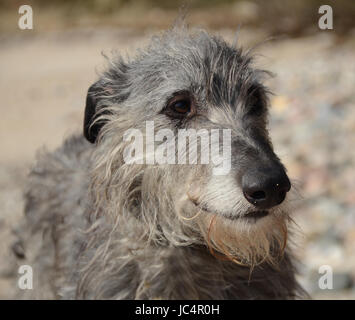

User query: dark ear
[83,80,107,143]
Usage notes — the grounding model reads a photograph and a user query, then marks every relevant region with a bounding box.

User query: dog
[13,24,306,299]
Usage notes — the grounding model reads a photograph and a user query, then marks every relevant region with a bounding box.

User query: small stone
[332,273,354,290]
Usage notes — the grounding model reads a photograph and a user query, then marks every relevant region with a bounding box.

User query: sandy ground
[0,27,354,299]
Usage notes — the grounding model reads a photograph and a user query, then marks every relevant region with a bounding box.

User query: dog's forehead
[128,32,264,106]
[139,35,247,80]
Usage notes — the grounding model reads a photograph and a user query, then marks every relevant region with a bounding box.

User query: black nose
[242,166,291,209]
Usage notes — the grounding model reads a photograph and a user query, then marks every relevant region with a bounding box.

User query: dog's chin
[175,196,289,267]
[220,209,271,225]
[188,199,273,227]
[194,206,288,267]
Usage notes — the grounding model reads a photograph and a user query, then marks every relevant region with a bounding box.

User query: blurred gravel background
[0,0,354,299]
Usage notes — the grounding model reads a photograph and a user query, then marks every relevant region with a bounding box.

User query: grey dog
[14,24,307,299]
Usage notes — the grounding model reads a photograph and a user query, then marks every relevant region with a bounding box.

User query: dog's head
[85,26,294,267]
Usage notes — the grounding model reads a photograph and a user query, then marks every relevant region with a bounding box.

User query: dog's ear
[83,80,108,143]
[84,61,129,143]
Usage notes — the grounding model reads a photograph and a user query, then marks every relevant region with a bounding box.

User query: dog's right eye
[165,92,195,119]
[171,99,191,114]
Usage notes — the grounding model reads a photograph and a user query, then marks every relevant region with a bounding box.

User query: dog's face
[85,28,293,266]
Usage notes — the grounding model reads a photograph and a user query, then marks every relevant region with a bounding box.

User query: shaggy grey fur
[14,24,307,299]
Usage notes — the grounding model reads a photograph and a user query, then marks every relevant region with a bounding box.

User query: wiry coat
[14,26,306,299]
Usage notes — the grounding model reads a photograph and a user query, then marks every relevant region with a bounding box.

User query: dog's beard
[177,179,291,268]
[178,206,289,268]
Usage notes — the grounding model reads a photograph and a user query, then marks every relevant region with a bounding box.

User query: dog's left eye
[165,92,194,118]
[246,87,266,116]
[171,99,191,114]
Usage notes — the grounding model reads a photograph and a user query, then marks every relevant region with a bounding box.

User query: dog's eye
[247,87,266,116]
[171,99,191,114]
[165,92,194,118]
